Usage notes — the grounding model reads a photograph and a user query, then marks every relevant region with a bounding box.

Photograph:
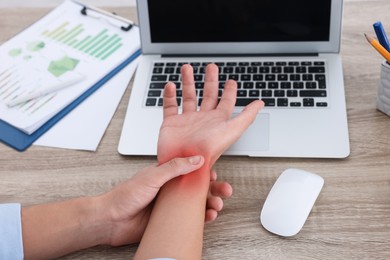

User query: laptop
[118,0,350,158]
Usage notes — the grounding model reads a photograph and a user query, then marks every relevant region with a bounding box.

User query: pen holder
[377,60,390,117]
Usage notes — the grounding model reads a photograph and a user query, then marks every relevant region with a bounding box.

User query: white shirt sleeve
[0,203,24,260]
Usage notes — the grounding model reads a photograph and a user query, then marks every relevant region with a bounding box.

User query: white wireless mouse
[260,168,324,237]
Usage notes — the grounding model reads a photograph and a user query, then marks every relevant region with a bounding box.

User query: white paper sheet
[34,58,139,151]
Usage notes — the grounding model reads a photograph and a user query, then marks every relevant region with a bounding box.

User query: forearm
[135,163,211,260]
[22,196,110,259]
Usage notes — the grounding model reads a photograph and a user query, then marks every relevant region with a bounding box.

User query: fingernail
[189,155,202,165]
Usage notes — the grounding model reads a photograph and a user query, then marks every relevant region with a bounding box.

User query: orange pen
[365,33,390,63]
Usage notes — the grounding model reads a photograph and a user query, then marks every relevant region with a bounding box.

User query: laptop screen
[148,0,332,43]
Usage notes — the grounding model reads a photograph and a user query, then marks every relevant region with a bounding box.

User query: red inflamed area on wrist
[167,149,212,194]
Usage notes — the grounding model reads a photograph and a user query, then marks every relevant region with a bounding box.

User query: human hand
[96,155,232,246]
[157,64,264,166]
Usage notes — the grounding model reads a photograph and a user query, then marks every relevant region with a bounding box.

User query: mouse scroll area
[260,168,324,237]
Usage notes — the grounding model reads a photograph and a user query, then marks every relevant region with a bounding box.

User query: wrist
[78,195,113,246]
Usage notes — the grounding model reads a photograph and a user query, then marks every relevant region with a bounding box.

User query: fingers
[205,209,218,223]
[209,181,233,199]
[216,80,238,117]
[149,155,205,188]
[163,82,178,119]
[181,64,197,113]
[200,64,219,111]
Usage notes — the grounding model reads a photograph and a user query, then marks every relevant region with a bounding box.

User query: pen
[373,21,390,52]
[7,74,86,108]
[364,33,390,63]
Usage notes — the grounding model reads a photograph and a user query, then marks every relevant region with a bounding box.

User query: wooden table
[1,1,389,259]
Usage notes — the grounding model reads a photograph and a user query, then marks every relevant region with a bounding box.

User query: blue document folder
[0,49,141,151]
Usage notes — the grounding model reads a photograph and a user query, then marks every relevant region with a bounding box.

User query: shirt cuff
[0,203,24,260]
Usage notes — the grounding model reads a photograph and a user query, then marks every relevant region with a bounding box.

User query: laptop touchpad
[228,113,270,152]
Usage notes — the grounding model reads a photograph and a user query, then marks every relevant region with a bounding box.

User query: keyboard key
[256,82,266,89]
[150,83,166,89]
[166,62,177,66]
[290,74,301,81]
[148,90,161,97]
[261,98,276,106]
[243,82,254,89]
[169,75,179,81]
[274,90,285,97]
[271,66,282,73]
[290,102,302,107]
[278,74,288,81]
[296,66,306,73]
[316,102,328,107]
[151,75,168,81]
[253,74,263,81]
[219,74,227,81]
[276,62,287,66]
[259,67,270,73]
[158,98,163,106]
[195,82,204,89]
[302,74,313,81]
[194,74,203,81]
[277,98,288,106]
[249,90,260,97]
[236,67,246,73]
[237,90,247,97]
[303,98,314,107]
[309,66,325,73]
[300,90,327,97]
[153,67,163,74]
[268,82,279,89]
[228,74,239,80]
[236,98,259,106]
[265,74,276,81]
[241,74,251,81]
[164,67,175,74]
[281,82,292,89]
[146,98,157,106]
[223,67,234,73]
[247,67,258,73]
[305,82,317,89]
[293,82,304,89]
[262,90,272,97]
[287,90,298,97]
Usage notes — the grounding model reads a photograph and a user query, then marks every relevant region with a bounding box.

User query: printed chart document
[34,58,139,151]
[0,0,140,134]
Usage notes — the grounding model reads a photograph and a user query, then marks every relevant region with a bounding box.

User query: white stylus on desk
[7,74,86,108]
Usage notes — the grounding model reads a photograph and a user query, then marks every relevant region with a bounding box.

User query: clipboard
[0,0,141,151]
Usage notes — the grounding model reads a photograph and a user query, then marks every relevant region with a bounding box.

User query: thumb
[153,155,205,187]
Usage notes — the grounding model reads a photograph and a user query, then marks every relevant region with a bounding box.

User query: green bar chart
[42,22,123,60]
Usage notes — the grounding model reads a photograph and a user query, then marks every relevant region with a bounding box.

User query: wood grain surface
[1,1,389,259]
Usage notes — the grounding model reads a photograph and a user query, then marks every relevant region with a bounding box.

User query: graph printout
[0,0,140,134]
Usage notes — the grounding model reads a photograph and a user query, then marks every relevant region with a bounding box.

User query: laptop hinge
[162,53,319,58]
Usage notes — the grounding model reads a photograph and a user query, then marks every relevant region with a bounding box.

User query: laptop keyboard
[145,61,328,108]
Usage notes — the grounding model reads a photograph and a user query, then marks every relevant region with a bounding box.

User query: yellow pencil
[365,33,390,62]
